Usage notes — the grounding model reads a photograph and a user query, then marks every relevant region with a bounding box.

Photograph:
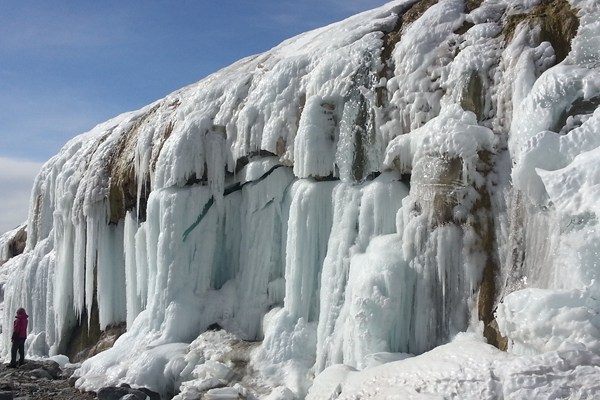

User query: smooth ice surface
[1,0,600,398]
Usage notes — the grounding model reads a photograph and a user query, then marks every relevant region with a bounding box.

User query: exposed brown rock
[454,20,475,35]
[0,225,27,265]
[65,295,126,363]
[65,296,101,362]
[401,0,440,29]
[472,151,506,350]
[376,9,404,108]
[465,0,484,13]
[107,104,160,225]
[503,0,579,64]
[484,319,508,351]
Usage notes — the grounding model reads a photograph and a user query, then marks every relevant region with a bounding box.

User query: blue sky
[0,0,388,233]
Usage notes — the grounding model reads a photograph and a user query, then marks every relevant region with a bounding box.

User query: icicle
[72,215,87,318]
[315,184,361,371]
[124,211,141,328]
[84,207,100,329]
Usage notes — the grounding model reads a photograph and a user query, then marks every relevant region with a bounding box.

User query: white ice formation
[2,0,600,398]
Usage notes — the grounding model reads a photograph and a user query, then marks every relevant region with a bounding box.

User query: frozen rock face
[0,225,27,265]
[2,0,600,398]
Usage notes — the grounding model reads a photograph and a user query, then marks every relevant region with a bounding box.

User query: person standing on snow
[8,307,28,368]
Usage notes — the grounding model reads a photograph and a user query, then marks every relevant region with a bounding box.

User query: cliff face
[2,0,600,398]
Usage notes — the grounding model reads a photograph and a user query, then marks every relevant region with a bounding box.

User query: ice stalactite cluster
[2,0,600,398]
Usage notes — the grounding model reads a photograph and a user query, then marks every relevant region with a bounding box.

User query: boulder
[97,386,153,400]
[0,391,13,400]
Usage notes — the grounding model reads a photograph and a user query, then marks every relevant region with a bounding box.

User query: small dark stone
[207,322,223,331]
[127,389,150,400]
[0,391,13,400]
[0,359,96,399]
[67,375,79,386]
[60,367,77,380]
[17,360,61,379]
[97,387,131,400]
[28,369,54,380]
[97,386,148,400]
[138,387,161,400]
[0,380,13,390]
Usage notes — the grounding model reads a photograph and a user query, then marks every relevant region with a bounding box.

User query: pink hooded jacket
[13,308,28,340]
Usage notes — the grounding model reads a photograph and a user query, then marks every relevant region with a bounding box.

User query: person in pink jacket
[8,307,28,368]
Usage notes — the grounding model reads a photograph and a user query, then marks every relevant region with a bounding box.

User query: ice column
[284,180,336,321]
[233,167,294,339]
[316,175,408,371]
[256,179,335,395]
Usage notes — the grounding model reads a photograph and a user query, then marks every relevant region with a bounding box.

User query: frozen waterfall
[2,0,600,398]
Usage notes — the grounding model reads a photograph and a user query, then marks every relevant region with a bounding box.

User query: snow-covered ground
[310,332,600,399]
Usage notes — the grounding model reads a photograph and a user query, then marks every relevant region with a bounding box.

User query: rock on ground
[0,360,95,400]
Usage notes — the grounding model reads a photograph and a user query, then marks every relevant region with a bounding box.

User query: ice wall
[1,0,599,398]
[493,0,600,358]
